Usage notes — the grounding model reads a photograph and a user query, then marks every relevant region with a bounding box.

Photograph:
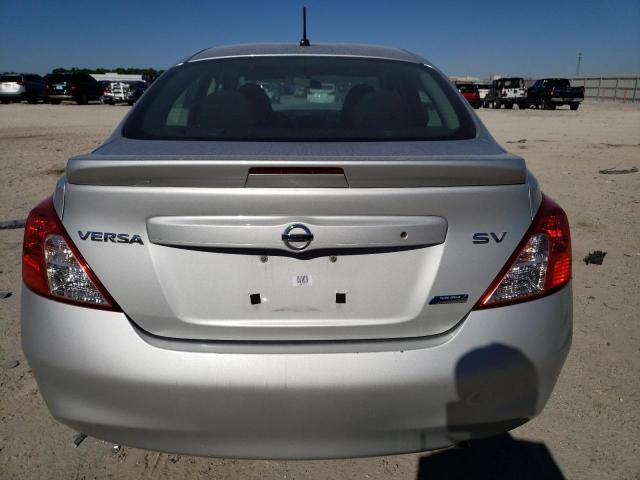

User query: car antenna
[299,7,310,47]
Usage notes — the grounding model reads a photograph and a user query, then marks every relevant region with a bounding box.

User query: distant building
[449,76,483,84]
[91,72,143,82]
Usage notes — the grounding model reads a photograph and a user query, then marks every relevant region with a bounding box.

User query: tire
[518,102,528,110]
[1,99,9,104]
[76,93,88,105]
[505,102,513,109]
[50,99,61,105]
[27,93,38,104]
[493,100,501,109]
[570,103,579,111]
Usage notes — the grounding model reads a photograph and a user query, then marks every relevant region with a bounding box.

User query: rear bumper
[0,92,25,100]
[550,97,583,103]
[47,94,75,101]
[21,284,572,459]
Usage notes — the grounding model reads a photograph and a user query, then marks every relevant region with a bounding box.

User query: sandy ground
[0,101,639,479]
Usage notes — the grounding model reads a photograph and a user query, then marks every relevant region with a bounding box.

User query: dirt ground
[1,101,639,479]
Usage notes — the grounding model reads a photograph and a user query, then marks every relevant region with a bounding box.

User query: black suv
[46,73,103,104]
[0,74,48,104]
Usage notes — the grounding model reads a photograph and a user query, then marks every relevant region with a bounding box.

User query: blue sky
[1,0,639,78]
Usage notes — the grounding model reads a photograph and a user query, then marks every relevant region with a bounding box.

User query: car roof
[186,43,429,65]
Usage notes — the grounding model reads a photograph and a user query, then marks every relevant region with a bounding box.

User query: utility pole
[576,52,582,77]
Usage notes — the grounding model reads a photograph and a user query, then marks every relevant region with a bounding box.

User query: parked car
[101,81,131,105]
[307,82,336,103]
[293,83,307,97]
[125,81,149,105]
[0,74,47,104]
[527,78,584,110]
[46,73,103,105]
[456,83,482,109]
[477,83,492,101]
[483,77,528,109]
[22,43,571,460]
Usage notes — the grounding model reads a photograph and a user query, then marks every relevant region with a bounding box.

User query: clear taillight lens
[44,234,109,306]
[23,197,119,310]
[474,194,571,309]
[487,233,549,303]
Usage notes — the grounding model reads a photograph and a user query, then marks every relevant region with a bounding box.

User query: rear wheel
[493,99,501,109]
[505,102,513,109]
[27,93,38,104]
[76,94,88,105]
[50,99,61,105]
[1,99,9,104]
[518,102,528,110]
[570,103,579,111]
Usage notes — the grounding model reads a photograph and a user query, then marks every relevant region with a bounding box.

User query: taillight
[104,87,112,94]
[22,197,120,310]
[473,193,571,309]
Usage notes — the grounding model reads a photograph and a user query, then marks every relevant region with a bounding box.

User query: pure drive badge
[78,231,144,245]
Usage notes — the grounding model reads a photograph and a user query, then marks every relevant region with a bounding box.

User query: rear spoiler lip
[66,154,526,188]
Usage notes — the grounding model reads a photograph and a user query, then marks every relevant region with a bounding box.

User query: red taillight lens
[474,193,571,309]
[22,197,120,310]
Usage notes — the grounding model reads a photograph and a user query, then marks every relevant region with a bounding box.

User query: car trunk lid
[61,143,532,342]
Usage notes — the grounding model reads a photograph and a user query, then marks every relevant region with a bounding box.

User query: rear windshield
[48,74,93,83]
[457,84,477,93]
[123,57,476,142]
[547,79,571,88]
[48,74,71,83]
[1,75,22,82]
[500,79,523,88]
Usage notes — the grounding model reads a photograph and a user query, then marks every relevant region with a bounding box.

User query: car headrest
[341,84,375,126]
[395,80,428,127]
[351,91,409,130]
[238,84,273,126]
[196,91,253,131]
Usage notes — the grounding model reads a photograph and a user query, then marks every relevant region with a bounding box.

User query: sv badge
[472,232,507,244]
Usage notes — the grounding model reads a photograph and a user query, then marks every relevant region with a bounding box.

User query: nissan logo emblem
[281,224,314,251]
